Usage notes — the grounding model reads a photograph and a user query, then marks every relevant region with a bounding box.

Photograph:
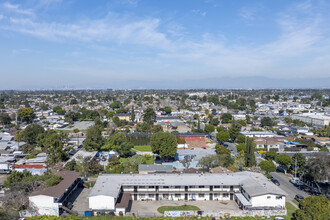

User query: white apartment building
[88,172,286,215]
[291,113,330,128]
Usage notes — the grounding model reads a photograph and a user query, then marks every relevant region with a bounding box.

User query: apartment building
[291,113,330,128]
[88,172,286,215]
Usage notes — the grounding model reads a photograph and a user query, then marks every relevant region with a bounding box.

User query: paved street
[224,142,238,156]
[270,172,309,202]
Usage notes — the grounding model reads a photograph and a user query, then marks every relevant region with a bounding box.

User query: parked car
[290,177,303,186]
[295,194,304,202]
[155,156,162,164]
[271,177,280,186]
[274,217,286,220]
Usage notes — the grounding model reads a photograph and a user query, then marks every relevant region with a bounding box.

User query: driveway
[270,172,309,202]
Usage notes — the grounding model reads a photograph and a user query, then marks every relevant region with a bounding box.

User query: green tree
[70,99,78,105]
[15,123,44,144]
[245,137,256,167]
[83,125,104,151]
[44,133,68,166]
[115,142,133,157]
[275,154,292,171]
[261,117,273,127]
[229,122,241,141]
[265,151,277,160]
[131,106,135,122]
[64,159,78,171]
[291,153,306,175]
[237,143,246,153]
[305,153,330,182]
[110,100,122,109]
[294,195,330,220]
[0,112,11,125]
[18,107,35,123]
[259,160,276,173]
[215,144,230,155]
[136,122,152,132]
[143,107,156,125]
[235,134,245,143]
[216,131,230,143]
[164,106,172,115]
[150,132,177,157]
[108,132,127,149]
[53,106,66,115]
[204,124,215,133]
[152,124,163,133]
[221,113,232,123]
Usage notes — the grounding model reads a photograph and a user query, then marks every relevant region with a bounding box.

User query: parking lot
[129,200,239,217]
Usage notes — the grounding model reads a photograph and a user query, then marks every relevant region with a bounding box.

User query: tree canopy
[294,195,330,220]
[18,107,35,123]
[150,132,177,157]
[216,131,230,143]
[259,160,276,173]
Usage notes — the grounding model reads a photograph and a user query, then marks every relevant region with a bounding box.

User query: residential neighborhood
[0,89,329,219]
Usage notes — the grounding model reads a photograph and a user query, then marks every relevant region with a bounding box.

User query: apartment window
[148,194,154,198]
[175,194,181,198]
[198,186,205,188]
[214,193,220,197]
[214,186,220,188]
[139,186,146,189]
[276,196,282,200]
[267,196,271,199]
[175,186,181,189]
[148,186,155,189]
[223,193,229,198]
[163,186,169,189]
[223,186,228,188]
[189,186,196,188]
[198,193,205,198]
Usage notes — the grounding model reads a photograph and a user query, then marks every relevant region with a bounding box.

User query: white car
[274,217,286,220]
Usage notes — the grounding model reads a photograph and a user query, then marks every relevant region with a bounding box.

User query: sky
[0,0,329,89]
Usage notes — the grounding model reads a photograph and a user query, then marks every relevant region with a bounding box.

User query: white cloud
[3,2,34,16]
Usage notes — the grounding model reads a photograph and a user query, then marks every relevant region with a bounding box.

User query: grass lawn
[292,200,299,207]
[157,205,200,214]
[286,201,297,218]
[134,145,152,151]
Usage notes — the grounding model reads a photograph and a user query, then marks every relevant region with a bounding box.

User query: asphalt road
[270,172,309,202]
[224,142,238,156]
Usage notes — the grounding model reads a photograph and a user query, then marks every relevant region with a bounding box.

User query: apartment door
[210,186,213,191]
[134,186,137,192]
[230,193,233,200]
[156,186,159,192]
[185,193,188,200]
[230,186,233,192]
[156,194,159,201]
[185,186,188,192]
[210,193,213,200]
[134,194,137,200]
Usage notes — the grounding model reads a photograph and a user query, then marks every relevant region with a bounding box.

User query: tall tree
[131,106,135,122]
[305,153,330,182]
[17,107,35,123]
[259,160,276,173]
[83,125,104,151]
[245,137,256,167]
[150,132,177,157]
[15,123,44,144]
[221,113,233,123]
[143,107,156,125]
[275,154,292,171]
[0,112,11,125]
[216,131,230,143]
[44,133,68,166]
